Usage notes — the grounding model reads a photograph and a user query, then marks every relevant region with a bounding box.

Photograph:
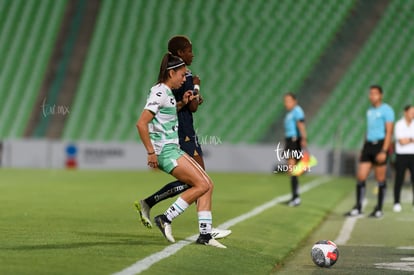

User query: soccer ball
[310,240,339,268]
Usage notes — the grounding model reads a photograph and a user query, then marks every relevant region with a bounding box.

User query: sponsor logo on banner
[65,144,78,169]
[83,147,124,164]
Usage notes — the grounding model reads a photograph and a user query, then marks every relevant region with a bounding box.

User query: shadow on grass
[1,231,166,251]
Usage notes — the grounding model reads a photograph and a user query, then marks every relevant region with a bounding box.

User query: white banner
[1,139,331,174]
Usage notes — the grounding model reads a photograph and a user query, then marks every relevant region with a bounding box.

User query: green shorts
[157,144,185,173]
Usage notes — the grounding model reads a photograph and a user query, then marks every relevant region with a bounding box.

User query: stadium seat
[62,0,355,143]
[309,0,414,150]
[0,0,67,139]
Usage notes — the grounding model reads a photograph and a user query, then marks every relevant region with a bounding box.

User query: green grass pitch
[2,169,410,274]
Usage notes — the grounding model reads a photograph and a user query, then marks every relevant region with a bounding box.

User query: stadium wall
[0,139,345,175]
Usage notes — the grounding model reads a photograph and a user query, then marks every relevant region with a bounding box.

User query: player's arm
[382,107,395,152]
[376,121,393,164]
[377,107,395,163]
[176,91,193,111]
[136,110,158,168]
[376,121,393,163]
[382,122,393,151]
[395,124,412,145]
[297,120,307,148]
[398,138,412,145]
[189,75,202,112]
[188,95,200,112]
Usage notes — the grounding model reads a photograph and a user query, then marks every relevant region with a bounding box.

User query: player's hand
[192,94,200,103]
[182,90,194,105]
[198,95,204,105]
[300,138,307,148]
[147,154,158,169]
[193,75,200,85]
[375,152,387,163]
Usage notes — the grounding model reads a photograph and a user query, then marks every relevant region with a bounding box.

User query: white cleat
[288,197,301,207]
[211,228,232,239]
[196,234,227,248]
[344,206,362,217]
[134,200,152,228]
[205,238,227,249]
[154,215,175,243]
[393,203,402,213]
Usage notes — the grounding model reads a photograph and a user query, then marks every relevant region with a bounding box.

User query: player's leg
[284,138,301,207]
[407,155,414,206]
[370,162,387,218]
[186,142,232,239]
[345,142,373,216]
[180,154,226,248]
[356,162,372,209]
[345,161,372,216]
[193,154,205,170]
[287,157,301,207]
[153,153,210,243]
[134,140,201,228]
[393,154,405,212]
[135,181,190,228]
[154,153,225,247]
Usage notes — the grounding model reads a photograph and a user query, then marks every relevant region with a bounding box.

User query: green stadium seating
[309,0,414,150]
[62,0,355,143]
[0,0,67,139]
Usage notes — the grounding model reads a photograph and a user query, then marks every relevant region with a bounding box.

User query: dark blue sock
[377,182,386,211]
[291,176,299,199]
[356,181,366,210]
[144,181,190,208]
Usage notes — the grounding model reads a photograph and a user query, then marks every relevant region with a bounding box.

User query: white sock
[198,211,212,235]
[164,197,189,222]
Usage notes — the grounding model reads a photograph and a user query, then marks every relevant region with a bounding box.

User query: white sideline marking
[334,199,367,245]
[397,246,414,250]
[374,260,414,272]
[113,177,331,275]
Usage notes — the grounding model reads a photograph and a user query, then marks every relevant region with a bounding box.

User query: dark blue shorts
[179,137,203,157]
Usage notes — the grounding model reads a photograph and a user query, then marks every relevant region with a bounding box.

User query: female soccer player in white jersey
[135,36,230,239]
[136,53,226,248]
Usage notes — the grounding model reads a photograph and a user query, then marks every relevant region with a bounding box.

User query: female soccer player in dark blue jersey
[135,35,230,239]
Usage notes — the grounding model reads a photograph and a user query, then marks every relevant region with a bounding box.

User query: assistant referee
[345,85,395,218]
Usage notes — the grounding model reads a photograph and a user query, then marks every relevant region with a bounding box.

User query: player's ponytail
[157,53,185,83]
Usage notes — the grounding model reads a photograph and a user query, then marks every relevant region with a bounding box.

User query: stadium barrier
[1,139,341,174]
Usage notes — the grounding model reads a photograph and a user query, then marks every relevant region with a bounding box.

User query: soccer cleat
[368,208,383,218]
[196,234,227,248]
[154,214,175,243]
[134,200,152,228]
[344,206,362,217]
[211,228,232,239]
[288,197,301,207]
[393,203,402,213]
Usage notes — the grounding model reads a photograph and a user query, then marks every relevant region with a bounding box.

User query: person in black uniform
[135,35,230,239]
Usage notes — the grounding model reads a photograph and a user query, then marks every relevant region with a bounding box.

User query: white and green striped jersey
[144,83,179,154]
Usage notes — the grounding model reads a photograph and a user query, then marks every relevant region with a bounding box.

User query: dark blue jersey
[172,70,197,144]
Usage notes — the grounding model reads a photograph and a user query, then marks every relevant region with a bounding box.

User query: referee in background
[393,105,414,212]
[345,85,395,218]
